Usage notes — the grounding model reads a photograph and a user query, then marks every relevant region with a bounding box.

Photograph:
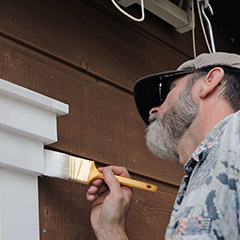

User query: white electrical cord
[111,0,145,22]
[196,0,212,53]
[111,0,214,57]
[192,0,197,58]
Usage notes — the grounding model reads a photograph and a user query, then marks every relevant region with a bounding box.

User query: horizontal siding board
[0,0,191,93]
[39,175,177,240]
[89,0,236,56]
[0,35,185,186]
[0,1,235,239]
[0,0,234,96]
[0,0,235,96]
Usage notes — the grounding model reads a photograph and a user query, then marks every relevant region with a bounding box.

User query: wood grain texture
[0,35,185,186]
[0,0,236,239]
[39,175,178,240]
[0,0,235,95]
[86,0,236,56]
[0,0,190,93]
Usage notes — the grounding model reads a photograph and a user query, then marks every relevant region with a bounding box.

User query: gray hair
[187,65,240,111]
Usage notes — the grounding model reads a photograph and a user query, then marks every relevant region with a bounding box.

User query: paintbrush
[44,149,158,192]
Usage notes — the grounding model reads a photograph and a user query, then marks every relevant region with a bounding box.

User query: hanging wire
[196,0,212,53]
[200,2,216,52]
[111,0,216,56]
[192,0,197,58]
[111,0,145,22]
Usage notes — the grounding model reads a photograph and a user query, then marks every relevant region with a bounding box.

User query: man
[86,52,240,239]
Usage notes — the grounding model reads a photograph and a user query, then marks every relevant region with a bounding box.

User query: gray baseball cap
[134,52,240,125]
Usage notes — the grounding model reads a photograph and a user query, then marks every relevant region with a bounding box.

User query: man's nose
[149,106,161,116]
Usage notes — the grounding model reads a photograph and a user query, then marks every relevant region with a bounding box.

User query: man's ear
[199,67,224,99]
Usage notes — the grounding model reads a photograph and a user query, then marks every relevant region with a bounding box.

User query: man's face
[145,75,199,161]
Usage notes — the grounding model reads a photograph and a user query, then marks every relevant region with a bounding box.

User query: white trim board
[0,78,69,240]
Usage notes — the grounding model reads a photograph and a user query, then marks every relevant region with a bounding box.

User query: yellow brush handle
[88,162,158,192]
[114,175,158,192]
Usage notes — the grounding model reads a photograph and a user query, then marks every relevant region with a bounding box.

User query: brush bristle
[69,155,92,184]
[44,150,70,179]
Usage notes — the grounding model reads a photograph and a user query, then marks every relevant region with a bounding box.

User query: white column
[0,78,68,240]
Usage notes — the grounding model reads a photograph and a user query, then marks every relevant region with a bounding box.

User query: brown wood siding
[0,0,235,239]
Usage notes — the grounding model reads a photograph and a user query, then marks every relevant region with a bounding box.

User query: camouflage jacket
[165,111,240,239]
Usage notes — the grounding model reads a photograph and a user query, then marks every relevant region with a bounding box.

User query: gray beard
[145,83,199,161]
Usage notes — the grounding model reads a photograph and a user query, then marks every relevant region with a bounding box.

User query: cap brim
[133,69,194,125]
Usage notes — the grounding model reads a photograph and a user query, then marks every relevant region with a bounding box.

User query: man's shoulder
[208,110,240,143]
[215,110,240,170]
[221,110,240,138]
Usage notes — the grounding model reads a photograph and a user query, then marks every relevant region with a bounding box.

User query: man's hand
[86,166,133,240]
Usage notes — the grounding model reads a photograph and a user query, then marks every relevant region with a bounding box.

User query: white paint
[0,78,68,116]
[0,80,69,145]
[0,78,69,240]
[0,169,39,240]
[0,129,44,175]
[0,93,57,144]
